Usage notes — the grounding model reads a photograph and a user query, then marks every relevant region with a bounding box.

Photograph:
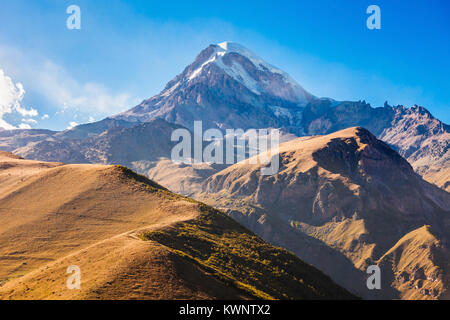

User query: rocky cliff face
[199,127,450,299]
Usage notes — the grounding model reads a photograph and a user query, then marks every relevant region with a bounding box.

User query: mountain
[1,42,448,191]
[114,42,315,132]
[0,129,56,152]
[197,127,450,299]
[0,152,354,300]
[378,225,449,300]
[379,105,450,192]
[0,42,448,300]
[300,99,394,136]
[10,119,227,189]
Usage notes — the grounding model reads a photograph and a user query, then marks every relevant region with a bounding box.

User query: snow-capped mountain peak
[181,42,314,105]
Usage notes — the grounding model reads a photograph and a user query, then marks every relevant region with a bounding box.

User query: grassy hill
[0,152,354,300]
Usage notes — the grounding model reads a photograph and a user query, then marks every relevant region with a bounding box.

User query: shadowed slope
[198,127,450,299]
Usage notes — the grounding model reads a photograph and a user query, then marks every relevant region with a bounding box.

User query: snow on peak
[178,42,314,104]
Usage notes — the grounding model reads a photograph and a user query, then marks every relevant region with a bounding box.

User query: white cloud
[41,114,49,120]
[0,46,137,130]
[0,69,38,129]
[0,46,135,117]
[66,121,78,130]
[16,105,38,117]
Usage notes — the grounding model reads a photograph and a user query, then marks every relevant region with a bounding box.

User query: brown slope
[145,159,220,195]
[379,105,450,192]
[0,154,353,300]
[198,127,450,299]
[378,225,449,300]
[423,169,450,193]
[0,230,250,300]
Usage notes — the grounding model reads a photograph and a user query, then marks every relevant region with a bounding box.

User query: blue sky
[0,0,448,130]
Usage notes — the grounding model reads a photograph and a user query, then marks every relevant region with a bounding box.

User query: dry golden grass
[378,226,447,300]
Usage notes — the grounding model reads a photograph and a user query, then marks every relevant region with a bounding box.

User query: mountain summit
[0,152,354,300]
[198,127,450,299]
[115,42,315,131]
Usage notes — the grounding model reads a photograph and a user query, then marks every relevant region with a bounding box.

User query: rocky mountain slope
[0,129,56,152]
[379,105,449,192]
[197,127,450,299]
[0,42,447,300]
[0,151,353,300]
[300,99,450,191]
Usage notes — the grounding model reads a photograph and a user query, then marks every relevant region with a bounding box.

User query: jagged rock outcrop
[13,119,181,166]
